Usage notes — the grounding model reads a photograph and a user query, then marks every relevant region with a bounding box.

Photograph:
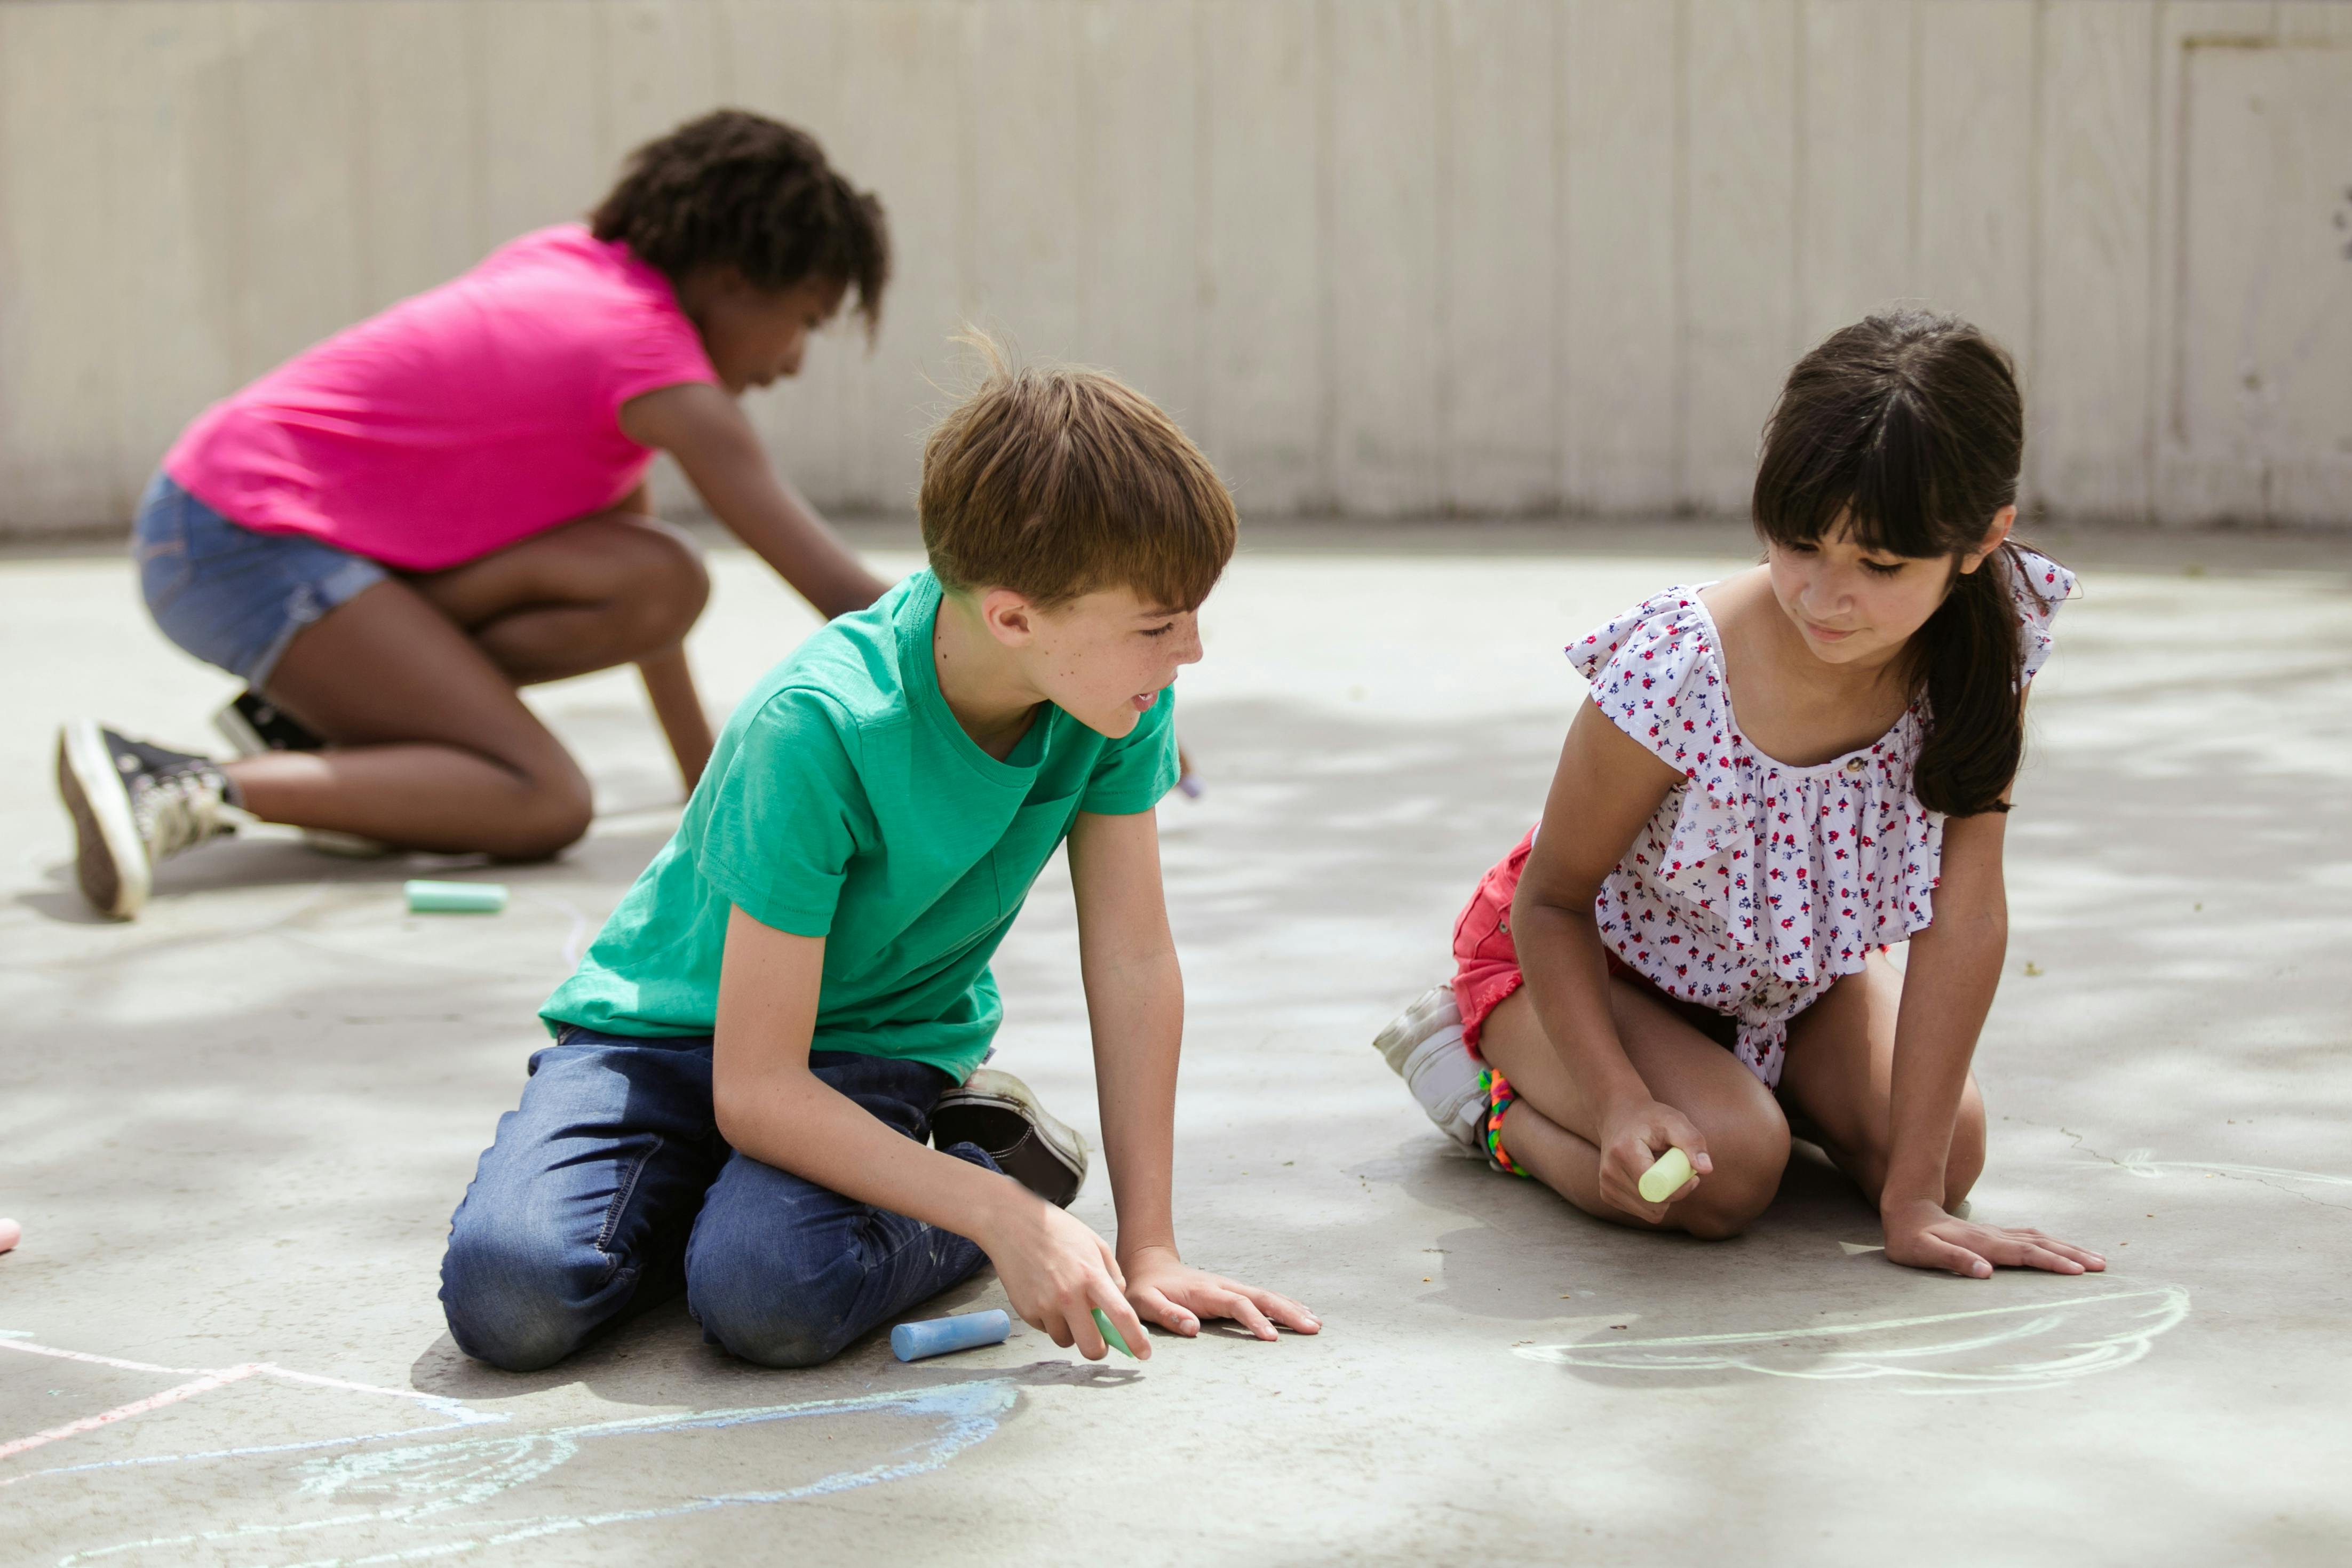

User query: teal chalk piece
[891,1309,1012,1363]
[404,879,509,914]
[1091,1308,1137,1360]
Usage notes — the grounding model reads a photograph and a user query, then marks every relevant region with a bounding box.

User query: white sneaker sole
[57,719,149,919]
[1373,982,1488,1153]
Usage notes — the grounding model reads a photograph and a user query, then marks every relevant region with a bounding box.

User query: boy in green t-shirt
[439,350,1317,1370]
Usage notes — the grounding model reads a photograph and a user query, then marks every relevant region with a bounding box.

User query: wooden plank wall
[0,0,2341,533]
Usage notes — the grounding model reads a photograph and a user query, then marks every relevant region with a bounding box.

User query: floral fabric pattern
[1557,548,2075,1087]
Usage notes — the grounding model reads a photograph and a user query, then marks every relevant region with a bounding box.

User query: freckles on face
[1029,590,1200,734]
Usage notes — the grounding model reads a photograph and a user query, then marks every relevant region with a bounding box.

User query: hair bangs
[1755,384,1946,560]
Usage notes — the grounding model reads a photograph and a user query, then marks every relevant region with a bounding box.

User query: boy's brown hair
[919,339,1236,611]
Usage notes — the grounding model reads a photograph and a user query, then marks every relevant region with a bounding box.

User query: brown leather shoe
[931,1068,1089,1208]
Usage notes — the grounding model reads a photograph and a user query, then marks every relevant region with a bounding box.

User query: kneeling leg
[1476,982,1792,1239]
[440,1037,725,1372]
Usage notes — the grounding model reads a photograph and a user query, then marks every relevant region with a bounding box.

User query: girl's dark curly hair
[591,109,889,337]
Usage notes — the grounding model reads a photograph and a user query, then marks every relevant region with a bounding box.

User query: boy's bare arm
[1066,809,1320,1342]
[619,383,889,619]
[713,905,1151,1359]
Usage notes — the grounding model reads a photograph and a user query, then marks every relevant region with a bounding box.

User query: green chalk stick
[1091,1307,1136,1360]
[404,879,508,914]
[1638,1145,1695,1205]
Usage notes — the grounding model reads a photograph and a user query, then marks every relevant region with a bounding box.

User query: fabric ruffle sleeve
[1569,590,1751,907]
[2005,546,2076,687]
[1569,590,1738,786]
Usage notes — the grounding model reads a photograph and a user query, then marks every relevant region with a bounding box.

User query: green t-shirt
[541,570,1179,1080]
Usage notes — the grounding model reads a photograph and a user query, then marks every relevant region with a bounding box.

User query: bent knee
[692,1287,856,1370]
[687,1251,859,1370]
[1674,1112,1791,1241]
[439,1227,608,1372]
[616,523,710,651]
[480,767,593,862]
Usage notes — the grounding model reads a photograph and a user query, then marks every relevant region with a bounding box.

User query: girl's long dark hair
[1752,309,2033,817]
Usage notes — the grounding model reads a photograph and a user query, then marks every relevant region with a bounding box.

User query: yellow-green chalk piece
[404,879,508,914]
[1638,1146,1695,1205]
[1091,1307,1137,1360]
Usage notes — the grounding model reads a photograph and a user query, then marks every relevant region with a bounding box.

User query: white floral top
[1563,549,2075,1087]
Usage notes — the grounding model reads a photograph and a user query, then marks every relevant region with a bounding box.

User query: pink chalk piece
[0,1217,19,1254]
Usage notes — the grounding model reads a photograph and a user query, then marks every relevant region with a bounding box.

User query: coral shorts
[1449,826,1734,1054]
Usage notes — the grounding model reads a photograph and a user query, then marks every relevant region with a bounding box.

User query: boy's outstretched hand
[1119,1244,1321,1342]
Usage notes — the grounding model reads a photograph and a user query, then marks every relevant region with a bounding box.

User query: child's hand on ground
[984,1197,1154,1361]
[1117,1244,1321,1342]
[1596,1099,1712,1222]
[1881,1199,2108,1278]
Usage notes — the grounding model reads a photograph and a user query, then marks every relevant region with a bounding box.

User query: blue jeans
[440,1028,996,1372]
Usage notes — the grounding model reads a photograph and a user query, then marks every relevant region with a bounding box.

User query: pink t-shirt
[165,224,718,572]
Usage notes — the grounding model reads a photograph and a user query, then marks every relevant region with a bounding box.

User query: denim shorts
[134,472,388,688]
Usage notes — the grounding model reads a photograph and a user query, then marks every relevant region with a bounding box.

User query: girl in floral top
[1377,309,2105,1280]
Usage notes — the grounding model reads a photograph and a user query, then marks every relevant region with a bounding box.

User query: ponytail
[1752,309,2039,817]
[1914,544,2026,816]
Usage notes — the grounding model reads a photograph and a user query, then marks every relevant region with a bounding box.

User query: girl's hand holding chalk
[1599,1099,1710,1219]
[1638,1147,1696,1206]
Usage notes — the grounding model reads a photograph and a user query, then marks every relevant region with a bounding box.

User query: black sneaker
[932,1068,1090,1208]
[55,720,238,919]
[213,689,324,755]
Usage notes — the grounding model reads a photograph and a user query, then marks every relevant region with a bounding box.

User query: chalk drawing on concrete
[0,1331,503,1475]
[1513,1286,2189,1395]
[4,1330,1016,1567]
[2107,1148,2352,1187]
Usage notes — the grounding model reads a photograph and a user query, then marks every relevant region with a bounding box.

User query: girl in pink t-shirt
[1377,311,2107,1283]
[59,111,893,918]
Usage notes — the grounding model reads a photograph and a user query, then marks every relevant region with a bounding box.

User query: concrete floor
[4,521,2349,1565]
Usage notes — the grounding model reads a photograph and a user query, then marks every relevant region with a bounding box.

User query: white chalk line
[0,1332,503,1481]
[1514,1285,2190,1396]
[2104,1148,2352,1187]
[520,891,596,971]
[49,1381,1016,1568]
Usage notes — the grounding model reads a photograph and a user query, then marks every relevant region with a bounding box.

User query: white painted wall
[1,0,2345,536]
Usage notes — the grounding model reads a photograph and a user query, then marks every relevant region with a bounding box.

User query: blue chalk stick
[891,1309,1012,1363]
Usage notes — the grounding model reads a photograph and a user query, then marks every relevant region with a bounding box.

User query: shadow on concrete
[408,1304,1145,1412]
[13,811,677,925]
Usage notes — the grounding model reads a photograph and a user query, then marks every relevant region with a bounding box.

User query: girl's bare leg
[1777,949,1987,1209]
[1476,981,1792,1239]
[222,511,711,856]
